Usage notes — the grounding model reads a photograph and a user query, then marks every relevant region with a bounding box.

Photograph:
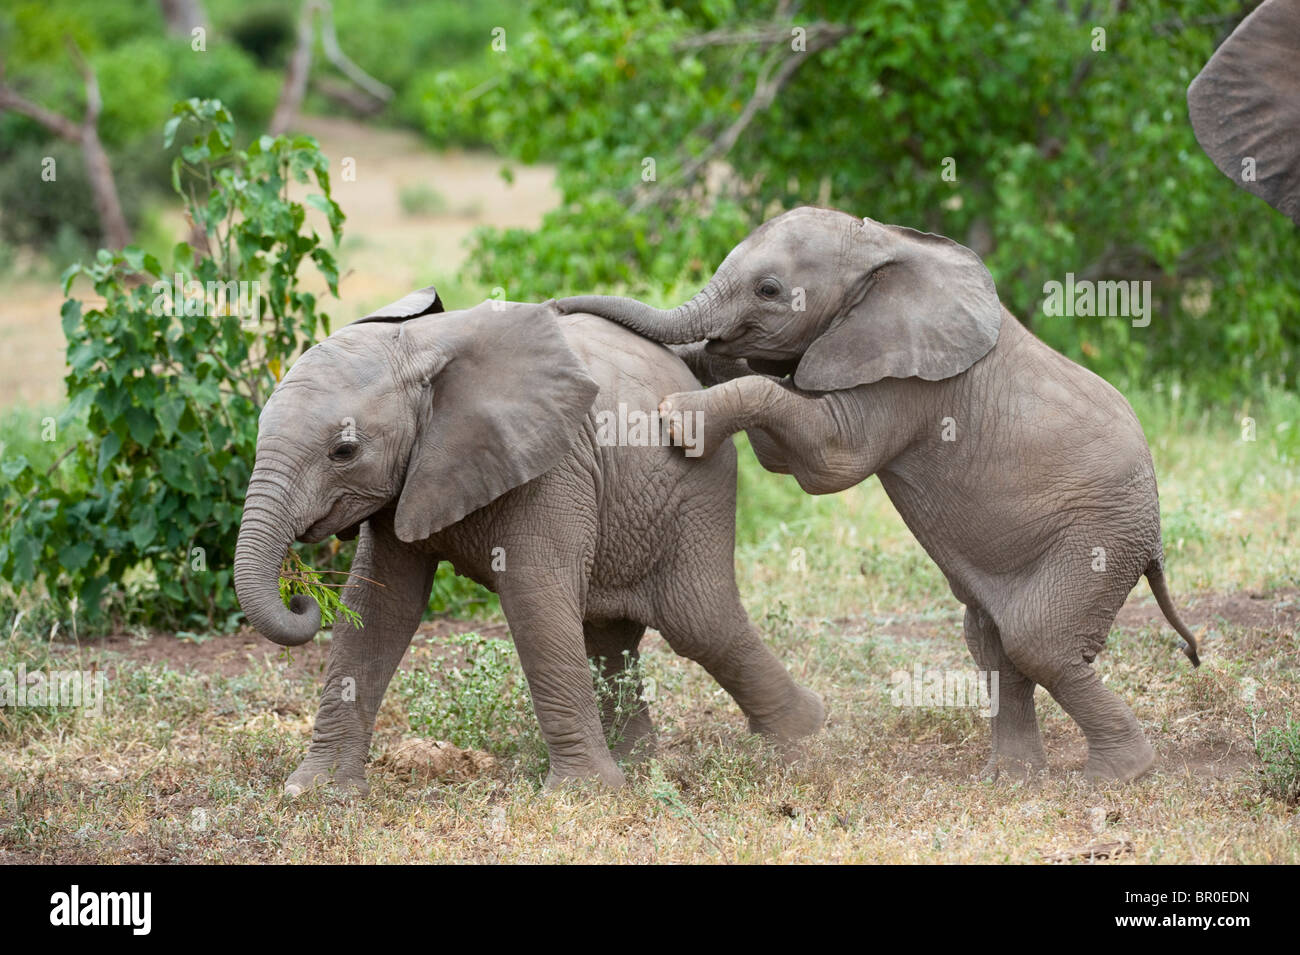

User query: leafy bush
[0,140,157,257]
[425,0,1298,400]
[0,99,342,628]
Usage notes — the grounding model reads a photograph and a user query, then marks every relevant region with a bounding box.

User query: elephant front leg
[286,517,434,796]
[659,375,885,493]
[501,590,625,789]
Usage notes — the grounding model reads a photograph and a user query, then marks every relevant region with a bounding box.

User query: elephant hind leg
[998,583,1153,784]
[583,619,654,761]
[656,596,824,742]
[962,605,1045,780]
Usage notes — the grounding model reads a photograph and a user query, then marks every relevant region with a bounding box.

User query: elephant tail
[1144,559,1201,668]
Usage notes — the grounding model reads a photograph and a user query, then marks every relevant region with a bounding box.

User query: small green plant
[277,551,362,630]
[648,759,727,860]
[397,183,448,217]
[1255,716,1300,806]
[589,650,647,750]
[398,632,536,756]
[0,608,76,742]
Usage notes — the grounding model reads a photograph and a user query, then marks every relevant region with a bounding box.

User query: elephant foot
[748,686,826,741]
[543,754,627,791]
[1084,737,1155,784]
[284,757,369,797]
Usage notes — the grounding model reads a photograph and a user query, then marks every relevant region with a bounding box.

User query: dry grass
[0,590,1295,864]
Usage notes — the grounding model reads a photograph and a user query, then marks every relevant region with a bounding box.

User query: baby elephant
[559,206,1201,784]
[233,288,823,793]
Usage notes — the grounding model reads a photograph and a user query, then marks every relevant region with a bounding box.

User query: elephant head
[1187,0,1300,226]
[557,206,1002,391]
[233,290,599,645]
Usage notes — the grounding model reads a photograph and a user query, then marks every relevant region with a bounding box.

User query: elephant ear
[393,302,600,542]
[349,284,445,325]
[1187,0,1300,226]
[794,220,1001,391]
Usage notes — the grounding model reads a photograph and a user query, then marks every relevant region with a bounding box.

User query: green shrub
[225,3,296,67]
[0,99,343,629]
[398,183,448,217]
[0,140,151,254]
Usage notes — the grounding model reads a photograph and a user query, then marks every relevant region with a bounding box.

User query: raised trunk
[557,284,720,343]
[234,480,321,646]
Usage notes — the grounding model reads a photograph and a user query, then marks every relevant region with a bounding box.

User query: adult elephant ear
[349,284,445,324]
[391,301,599,542]
[794,219,1001,391]
[1187,0,1300,226]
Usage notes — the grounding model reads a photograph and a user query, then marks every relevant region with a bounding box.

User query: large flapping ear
[1187,0,1300,226]
[794,219,1001,391]
[349,285,445,325]
[392,302,600,542]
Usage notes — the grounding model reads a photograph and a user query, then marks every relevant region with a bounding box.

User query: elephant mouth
[704,337,743,356]
[299,505,373,543]
[747,356,801,378]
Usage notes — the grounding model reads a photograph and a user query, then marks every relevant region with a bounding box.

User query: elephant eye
[756,278,782,300]
[329,442,359,462]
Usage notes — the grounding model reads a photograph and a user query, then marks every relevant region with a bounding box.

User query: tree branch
[318,1,392,103]
[674,21,852,50]
[270,0,392,135]
[0,40,132,249]
[636,23,852,211]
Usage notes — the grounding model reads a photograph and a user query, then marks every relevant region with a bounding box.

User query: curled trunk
[234,480,321,646]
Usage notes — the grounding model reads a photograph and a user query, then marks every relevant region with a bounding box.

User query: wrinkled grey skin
[1188,0,1300,226]
[233,291,823,794]
[558,207,1201,784]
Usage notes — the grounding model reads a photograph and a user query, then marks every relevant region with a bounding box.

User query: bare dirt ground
[0,115,558,408]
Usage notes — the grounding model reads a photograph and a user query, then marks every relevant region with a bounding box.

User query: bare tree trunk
[159,0,206,37]
[269,1,319,135]
[0,41,132,250]
[269,0,391,135]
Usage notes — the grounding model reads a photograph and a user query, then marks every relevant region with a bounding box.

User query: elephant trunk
[557,281,726,344]
[234,476,321,647]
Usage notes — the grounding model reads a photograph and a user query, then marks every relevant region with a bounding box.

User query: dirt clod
[378,738,498,783]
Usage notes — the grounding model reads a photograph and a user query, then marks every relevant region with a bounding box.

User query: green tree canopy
[427,0,1297,399]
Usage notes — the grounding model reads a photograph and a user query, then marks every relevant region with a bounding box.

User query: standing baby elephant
[233,289,824,794]
[558,207,1200,784]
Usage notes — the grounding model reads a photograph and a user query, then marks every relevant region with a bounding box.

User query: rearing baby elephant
[558,207,1201,783]
[233,289,823,793]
